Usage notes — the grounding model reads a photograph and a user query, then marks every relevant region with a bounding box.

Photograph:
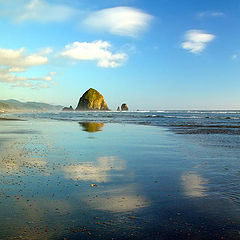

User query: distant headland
[0,99,62,112]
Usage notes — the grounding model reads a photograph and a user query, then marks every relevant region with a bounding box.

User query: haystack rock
[76,88,109,111]
[62,106,74,111]
[121,103,128,111]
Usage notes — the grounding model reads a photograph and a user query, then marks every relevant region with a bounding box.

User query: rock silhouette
[121,103,128,111]
[62,106,74,111]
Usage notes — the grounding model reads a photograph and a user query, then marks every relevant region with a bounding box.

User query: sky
[0,0,239,110]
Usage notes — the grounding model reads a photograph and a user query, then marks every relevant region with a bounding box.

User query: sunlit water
[1,115,240,239]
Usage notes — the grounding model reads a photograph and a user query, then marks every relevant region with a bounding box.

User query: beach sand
[0,119,240,239]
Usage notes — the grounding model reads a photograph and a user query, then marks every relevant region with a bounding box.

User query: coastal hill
[75,88,109,111]
[0,99,62,112]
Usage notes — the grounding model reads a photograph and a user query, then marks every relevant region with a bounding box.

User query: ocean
[1,111,240,239]
[11,110,240,134]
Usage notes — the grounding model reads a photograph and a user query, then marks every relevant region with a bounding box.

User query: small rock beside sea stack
[117,106,120,111]
[121,103,128,111]
[62,106,74,111]
[76,88,109,111]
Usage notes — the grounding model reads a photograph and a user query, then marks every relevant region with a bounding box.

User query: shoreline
[0,116,26,121]
[3,111,240,135]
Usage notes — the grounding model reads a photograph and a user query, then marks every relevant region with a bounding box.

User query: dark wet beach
[1,116,240,239]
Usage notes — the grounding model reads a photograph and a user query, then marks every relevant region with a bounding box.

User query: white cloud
[232,54,238,60]
[0,67,55,86]
[83,6,153,37]
[0,47,54,88]
[181,30,215,54]
[198,11,224,18]
[12,82,51,89]
[15,0,77,23]
[61,41,128,68]
[0,47,48,68]
[8,67,26,73]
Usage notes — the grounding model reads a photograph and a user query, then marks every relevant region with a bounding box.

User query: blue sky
[0,0,239,110]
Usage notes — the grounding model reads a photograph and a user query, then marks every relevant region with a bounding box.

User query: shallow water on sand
[0,119,240,239]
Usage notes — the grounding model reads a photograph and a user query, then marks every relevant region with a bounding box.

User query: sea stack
[76,88,109,111]
[117,106,120,111]
[121,103,128,111]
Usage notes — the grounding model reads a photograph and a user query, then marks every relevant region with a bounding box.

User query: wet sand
[0,119,240,239]
[171,124,240,135]
[0,117,25,121]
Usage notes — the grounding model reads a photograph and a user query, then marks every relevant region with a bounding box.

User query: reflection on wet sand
[3,119,240,239]
[62,156,125,182]
[79,122,104,132]
[85,184,149,212]
[181,171,209,197]
[0,139,49,175]
[0,159,48,175]
[0,197,73,240]
[62,156,149,212]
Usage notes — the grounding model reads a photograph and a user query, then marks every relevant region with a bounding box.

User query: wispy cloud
[232,54,238,60]
[0,47,54,88]
[0,0,77,23]
[83,6,153,37]
[12,82,51,89]
[61,41,128,68]
[198,11,224,18]
[181,30,215,54]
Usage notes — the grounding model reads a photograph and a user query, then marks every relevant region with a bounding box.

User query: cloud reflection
[84,185,149,212]
[89,195,148,212]
[181,172,209,197]
[62,156,125,182]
